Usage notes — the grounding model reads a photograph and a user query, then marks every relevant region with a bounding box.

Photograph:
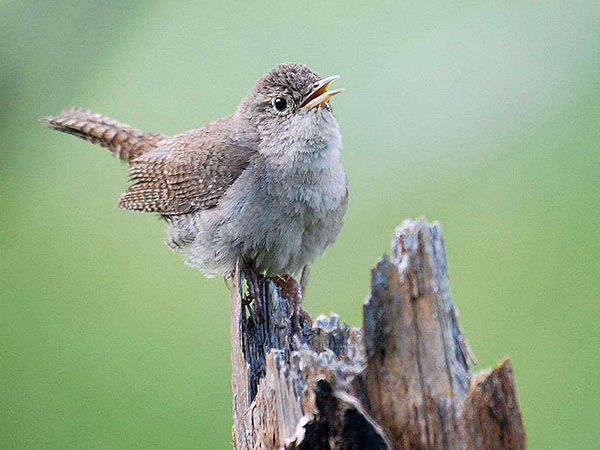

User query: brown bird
[41,63,347,321]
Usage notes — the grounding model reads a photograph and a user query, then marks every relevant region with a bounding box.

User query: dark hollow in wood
[230,218,526,449]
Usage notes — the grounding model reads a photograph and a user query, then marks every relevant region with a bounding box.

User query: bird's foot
[270,274,312,333]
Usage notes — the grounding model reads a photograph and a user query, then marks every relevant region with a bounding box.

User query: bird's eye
[273,97,287,111]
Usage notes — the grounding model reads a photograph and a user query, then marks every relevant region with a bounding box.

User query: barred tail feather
[40,107,168,162]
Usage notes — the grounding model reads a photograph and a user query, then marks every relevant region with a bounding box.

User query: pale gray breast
[239,155,347,271]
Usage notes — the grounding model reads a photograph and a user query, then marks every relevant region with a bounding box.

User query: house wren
[41,63,347,304]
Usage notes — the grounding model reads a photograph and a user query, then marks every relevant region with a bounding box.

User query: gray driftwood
[230,218,526,449]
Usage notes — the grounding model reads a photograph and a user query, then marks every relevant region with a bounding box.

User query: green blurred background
[1,0,599,448]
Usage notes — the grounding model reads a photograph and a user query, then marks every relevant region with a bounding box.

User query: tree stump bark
[230,218,526,449]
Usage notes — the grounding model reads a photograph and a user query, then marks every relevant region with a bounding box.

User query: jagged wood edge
[230,261,387,449]
[230,219,526,449]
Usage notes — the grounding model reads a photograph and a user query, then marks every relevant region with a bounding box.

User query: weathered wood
[230,265,379,449]
[461,358,526,450]
[359,220,475,448]
[230,218,525,449]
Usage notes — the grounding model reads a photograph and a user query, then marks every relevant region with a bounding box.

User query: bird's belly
[165,163,347,277]
[253,205,342,275]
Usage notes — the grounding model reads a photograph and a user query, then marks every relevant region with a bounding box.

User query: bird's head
[233,63,344,163]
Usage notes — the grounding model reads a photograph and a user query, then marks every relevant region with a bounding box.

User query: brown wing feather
[117,118,252,215]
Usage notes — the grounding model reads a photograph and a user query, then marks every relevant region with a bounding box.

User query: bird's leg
[241,261,264,321]
[300,265,310,296]
[241,261,261,301]
[270,274,312,333]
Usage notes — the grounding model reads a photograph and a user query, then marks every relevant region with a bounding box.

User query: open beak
[299,75,344,110]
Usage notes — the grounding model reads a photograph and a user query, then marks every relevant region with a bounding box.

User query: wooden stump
[230,218,526,449]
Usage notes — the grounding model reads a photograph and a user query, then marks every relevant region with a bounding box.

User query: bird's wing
[117,120,253,215]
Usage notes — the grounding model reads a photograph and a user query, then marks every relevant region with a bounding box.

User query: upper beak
[299,75,344,110]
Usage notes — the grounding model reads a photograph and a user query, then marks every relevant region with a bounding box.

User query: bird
[41,63,347,321]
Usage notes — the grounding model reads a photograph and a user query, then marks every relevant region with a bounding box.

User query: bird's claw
[270,274,312,334]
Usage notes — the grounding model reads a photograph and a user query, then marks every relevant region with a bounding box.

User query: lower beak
[300,75,344,110]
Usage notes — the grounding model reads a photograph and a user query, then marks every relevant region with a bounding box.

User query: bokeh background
[1,0,599,448]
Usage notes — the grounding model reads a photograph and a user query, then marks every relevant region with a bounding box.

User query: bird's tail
[40,107,168,163]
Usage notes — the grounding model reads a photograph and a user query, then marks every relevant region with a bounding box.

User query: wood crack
[412,296,432,449]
